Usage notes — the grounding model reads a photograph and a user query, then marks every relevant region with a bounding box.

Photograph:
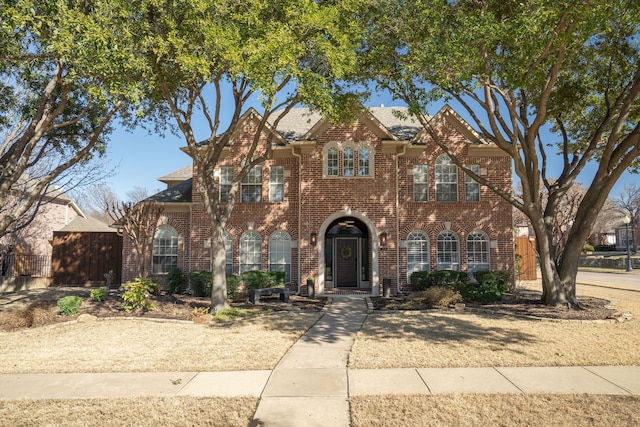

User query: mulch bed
[372,290,617,321]
[0,288,326,332]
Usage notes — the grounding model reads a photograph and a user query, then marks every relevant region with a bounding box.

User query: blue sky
[102,91,637,202]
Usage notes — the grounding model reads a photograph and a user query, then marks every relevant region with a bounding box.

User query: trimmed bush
[122,278,158,312]
[57,295,82,316]
[583,244,595,253]
[242,270,285,289]
[226,275,241,299]
[90,287,107,302]
[167,268,185,294]
[457,270,510,303]
[409,271,433,291]
[189,270,212,297]
[410,286,462,307]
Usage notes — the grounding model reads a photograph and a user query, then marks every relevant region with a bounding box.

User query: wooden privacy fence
[51,231,122,286]
[515,236,537,280]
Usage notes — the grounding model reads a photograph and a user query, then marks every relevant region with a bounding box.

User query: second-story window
[465,165,480,202]
[219,166,233,203]
[435,155,458,202]
[323,142,374,178]
[242,165,262,203]
[269,166,284,202]
[413,164,428,202]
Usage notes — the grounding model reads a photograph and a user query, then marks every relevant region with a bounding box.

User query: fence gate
[515,236,537,280]
[51,232,122,286]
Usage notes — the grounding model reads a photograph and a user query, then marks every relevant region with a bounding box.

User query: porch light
[310,232,317,246]
[380,232,388,247]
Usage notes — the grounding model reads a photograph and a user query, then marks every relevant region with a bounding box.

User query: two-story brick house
[122,105,514,296]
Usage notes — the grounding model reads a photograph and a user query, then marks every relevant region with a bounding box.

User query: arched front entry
[317,209,380,296]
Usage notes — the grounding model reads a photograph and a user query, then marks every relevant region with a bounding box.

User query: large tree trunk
[535,230,571,306]
[210,224,228,313]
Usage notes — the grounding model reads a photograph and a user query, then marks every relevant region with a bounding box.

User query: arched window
[269,231,291,283]
[437,230,459,271]
[240,231,261,274]
[467,231,490,273]
[323,142,375,178]
[224,231,233,276]
[407,231,430,282]
[435,155,458,201]
[152,225,178,274]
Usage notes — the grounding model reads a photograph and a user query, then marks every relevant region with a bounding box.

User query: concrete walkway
[1,296,640,425]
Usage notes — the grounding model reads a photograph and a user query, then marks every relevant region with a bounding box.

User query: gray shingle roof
[157,165,193,183]
[144,178,192,203]
[58,216,115,233]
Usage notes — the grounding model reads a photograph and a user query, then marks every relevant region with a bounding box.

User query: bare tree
[612,183,640,253]
[107,201,163,279]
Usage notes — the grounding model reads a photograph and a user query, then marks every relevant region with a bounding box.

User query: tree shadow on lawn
[361,311,540,350]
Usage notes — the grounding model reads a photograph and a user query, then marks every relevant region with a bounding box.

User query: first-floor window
[152,225,178,274]
[437,230,459,271]
[224,231,233,276]
[467,231,489,273]
[268,231,291,282]
[407,231,430,282]
[240,231,262,274]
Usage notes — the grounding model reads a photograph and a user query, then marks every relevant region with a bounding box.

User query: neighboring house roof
[144,178,193,204]
[14,174,86,218]
[157,165,193,185]
[58,216,115,233]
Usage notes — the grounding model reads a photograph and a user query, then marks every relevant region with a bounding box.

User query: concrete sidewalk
[1,296,639,425]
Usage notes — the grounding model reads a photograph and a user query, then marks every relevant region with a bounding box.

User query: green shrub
[583,244,595,253]
[242,270,285,289]
[121,278,157,312]
[409,271,433,291]
[167,268,185,294]
[189,270,212,297]
[90,287,107,302]
[57,295,82,316]
[432,270,468,287]
[457,270,510,303]
[226,275,241,299]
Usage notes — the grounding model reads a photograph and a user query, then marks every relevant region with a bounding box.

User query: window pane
[467,231,489,273]
[242,165,262,203]
[220,166,233,203]
[465,165,480,202]
[268,231,291,282]
[240,231,261,274]
[358,147,370,176]
[152,225,178,274]
[327,148,338,176]
[437,231,459,271]
[407,231,429,282]
[435,156,458,202]
[224,231,233,276]
[343,147,354,176]
[269,166,284,202]
[413,165,428,202]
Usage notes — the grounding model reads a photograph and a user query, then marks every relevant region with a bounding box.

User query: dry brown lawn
[0,397,257,427]
[350,282,640,369]
[350,394,640,426]
[0,312,322,373]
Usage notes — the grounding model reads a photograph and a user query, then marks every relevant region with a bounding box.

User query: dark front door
[335,238,358,287]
